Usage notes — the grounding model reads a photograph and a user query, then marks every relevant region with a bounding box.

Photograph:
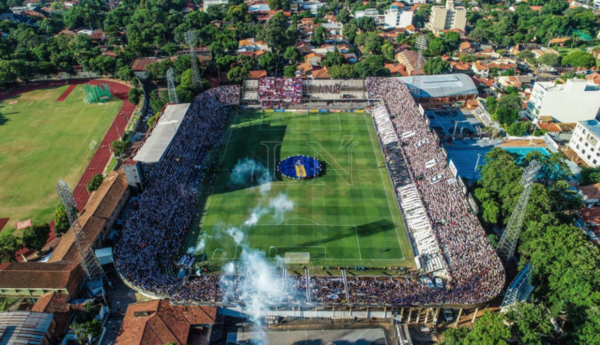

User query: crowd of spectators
[114,86,239,296]
[366,78,505,304]
[258,77,303,105]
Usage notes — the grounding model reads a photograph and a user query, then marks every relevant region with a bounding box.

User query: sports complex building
[109,73,504,314]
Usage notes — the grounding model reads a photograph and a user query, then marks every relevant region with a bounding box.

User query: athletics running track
[0,79,134,211]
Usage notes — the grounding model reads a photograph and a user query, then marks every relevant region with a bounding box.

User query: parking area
[227,328,387,345]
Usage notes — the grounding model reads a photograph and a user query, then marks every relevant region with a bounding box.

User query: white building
[384,8,414,29]
[427,0,467,32]
[302,1,325,14]
[203,0,228,9]
[525,79,600,123]
[569,120,600,167]
[355,7,413,29]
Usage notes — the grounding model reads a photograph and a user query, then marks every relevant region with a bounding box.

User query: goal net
[285,252,310,264]
[89,140,98,151]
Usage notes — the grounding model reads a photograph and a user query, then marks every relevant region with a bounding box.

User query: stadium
[115,75,505,310]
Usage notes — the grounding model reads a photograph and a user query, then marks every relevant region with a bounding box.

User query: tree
[267,0,282,10]
[149,89,169,113]
[128,88,141,105]
[494,107,520,125]
[475,148,523,225]
[538,53,560,67]
[506,303,553,345]
[321,51,346,67]
[507,121,530,136]
[562,51,596,68]
[54,205,70,235]
[440,327,469,345]
[423,57,451,75]
[312,26,327,46]
[498,93,522,111]
[577,306,600,345]
[226,66,249,84]
[86,174,104,192]
[382,43,395,62]
[517,50,535,62]
[357,17,376,32]
[111,140,127,157]
[72,319,103,345]
[283,46,300,63]
[0,234,21,263]
[486,96,497,114]
[22,223,50,252]
[464,311,511,345]
[580,166,600,185]
[337,8,351,24]
[259,52,279,74]
[116,65,134,81]
[328,64,355,78]
[283,65,297,77]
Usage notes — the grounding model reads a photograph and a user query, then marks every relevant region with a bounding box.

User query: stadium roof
[398,74,477,99]
[135,103,190,164]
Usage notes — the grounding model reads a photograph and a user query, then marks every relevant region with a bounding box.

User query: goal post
[285,252,310,264]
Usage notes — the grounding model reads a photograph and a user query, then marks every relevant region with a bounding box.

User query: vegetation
[86,174,104,192]
[22,223,50,252]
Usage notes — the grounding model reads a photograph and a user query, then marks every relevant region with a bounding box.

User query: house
[297,62,314,76]
[471,61,490,77]
[384,63,408,76]
[587,72,600,86]
[305,52,323,65]
[32,293,73,340]
[312,68,331,79]
[549,37,572,47]
[498,75,535,89]
[577,207,600,244]
[238,38,271,53]
[115,300,218,345]
[203,0,228,9]
[450,60,471,73]
[458,41,475,54]
[249,70,268,79]
[131,57,163,80]
[579,183,600,207]
[296,42,313,55]
[396,50,425,76]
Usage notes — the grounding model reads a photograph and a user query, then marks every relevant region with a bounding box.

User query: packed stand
[114,86,239,296]
[366,78,505,304]
[258,77,303,106]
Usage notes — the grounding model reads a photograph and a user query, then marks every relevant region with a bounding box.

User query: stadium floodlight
[56,179,109,284]
[410,35,428,96]
[185,30,203,91]
[167,67,179,104]
[496,160,541,263]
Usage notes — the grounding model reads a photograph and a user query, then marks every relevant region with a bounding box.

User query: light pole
[473,153,481,181]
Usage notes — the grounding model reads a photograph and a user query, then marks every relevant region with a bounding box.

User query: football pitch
[186,110,414,268]
[0,85,122,233]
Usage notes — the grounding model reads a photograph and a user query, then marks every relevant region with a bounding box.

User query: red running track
[72,80,134,210]
[0,79,134,211]
[56,84,77,102]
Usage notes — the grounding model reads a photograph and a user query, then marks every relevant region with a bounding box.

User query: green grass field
[185,111,415,268]
[0,85,122,234]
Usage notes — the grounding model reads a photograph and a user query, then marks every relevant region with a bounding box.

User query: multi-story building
[203,0,228,9]
[569,120,600,167]
[427,0,467,32]
[355,7,413,29]
[525,79,600,123]
[383,7,414,29]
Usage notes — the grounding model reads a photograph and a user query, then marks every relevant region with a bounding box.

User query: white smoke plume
[229,157,272,195]
[186,237,206,254]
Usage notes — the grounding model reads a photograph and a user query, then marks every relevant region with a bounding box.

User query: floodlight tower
[501,262,534,311]
[185,30,203,91]
[167,67,179,104]
[56,179,108,284]
[496,160,541,263]
[410,35,428,96]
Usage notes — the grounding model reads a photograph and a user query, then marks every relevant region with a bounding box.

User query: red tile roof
[249,70,267,79]
[580,183,600,200]
[115,300,217,345]
[131,57,163,72]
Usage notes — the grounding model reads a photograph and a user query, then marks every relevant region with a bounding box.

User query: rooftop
[135,103,191,164]
[580,119,600,139]
[0,312,54,345]
[399,74,477,99]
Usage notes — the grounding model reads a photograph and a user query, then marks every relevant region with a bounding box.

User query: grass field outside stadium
[185,110,415,269]
[0,85,122,234]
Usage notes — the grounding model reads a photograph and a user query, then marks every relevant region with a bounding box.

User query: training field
[0,85,122,233]
[186,111,414,268]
